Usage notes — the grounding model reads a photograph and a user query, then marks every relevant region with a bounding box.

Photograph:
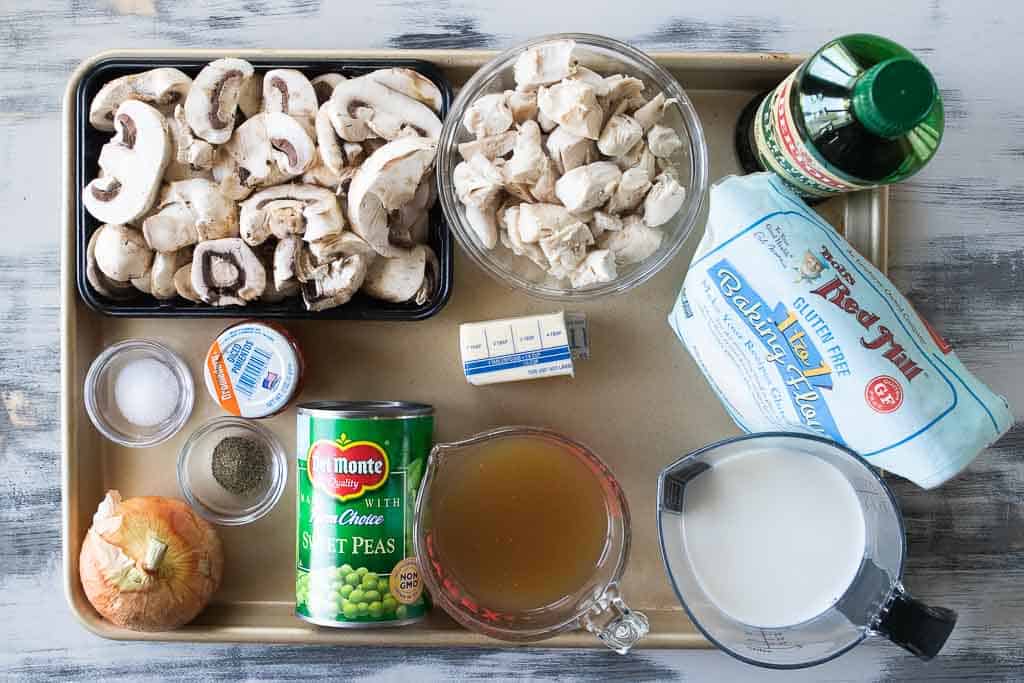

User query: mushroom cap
[94,224,154,282]
[537,80,603,140]
[185,58,255,144]
[212,112,315,200]
[239,183,345,246]
[554,161,623,213]
[302,254,369,311]
[315,104,346,175]
[328,77,442,142]
[165,105,215,182]
[150,247,193,300]
[361,245,438,305]
[173,263,202,302]
[545,126,597,175]
[311,73,346,106]
[190,238,267,306]
[262,69,318,132]
[462,93,514,139]
[307,231,377,265]
[347,136,436,256]
[83,100,172,225]
[647,124,684,159]
[365,68,443,114]
[513,39,578,91]
[85,227,136,300]
[89,68,192,131]
[142,179,239,252]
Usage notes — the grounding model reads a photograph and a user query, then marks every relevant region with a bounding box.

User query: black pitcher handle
[873,583,957,660]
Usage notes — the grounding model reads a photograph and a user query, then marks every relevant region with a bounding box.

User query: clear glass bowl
[83,339,194,448]
[437,33,709,300]
[177,416,287,526]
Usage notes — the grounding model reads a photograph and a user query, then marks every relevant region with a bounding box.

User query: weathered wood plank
[2,0,1023,680]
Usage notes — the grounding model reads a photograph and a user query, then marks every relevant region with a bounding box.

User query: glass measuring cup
[414,426,649,653]
[657,432,957,669]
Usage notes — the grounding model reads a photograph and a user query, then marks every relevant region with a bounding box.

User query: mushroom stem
[142,537,168,573]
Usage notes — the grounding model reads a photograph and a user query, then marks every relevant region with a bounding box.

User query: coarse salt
[115,358,179,427]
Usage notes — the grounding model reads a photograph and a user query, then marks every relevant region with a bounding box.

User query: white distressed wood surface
[3,0,1022,680]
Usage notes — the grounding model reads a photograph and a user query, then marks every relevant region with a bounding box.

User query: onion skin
[80,490,224,631]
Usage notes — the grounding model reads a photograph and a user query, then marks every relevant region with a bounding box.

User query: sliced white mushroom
[554,161,622,213]
[315,103,347,175]
[462,93,514,139]
[597,114,643,158]
[453,154,504,207]
[536,108,558,133]
[328,77,442,142]
[275,235,329,288]
[302,253,369,311]
[513,39,577,91]
[643,172,687,227]
[503,120,546,185]
[545,126,596,175]
[347,136,436,256]
[539,220,594,275]
[89,68,192,131]
[516,202,577,243]
[589,210,623,239]
[148,247,193,300]
[142,179,239,251]
[457,130,517,161]
[391,177,435,247]
[365,68,443,114]
[85,227,136,299]
[191,237,266,306]
[307,231,378,264]
[164,105,214,181]
[506,90,538,124]
[633,92,669,131]
[83,100,171,225]
[213,112,315,200]
[537,80,603,140]
[239,183,345,246]
[607,166,651,215]
[301,151,347,191]
[184,58,255,144]
[173,263,202,302]
[570,249,617,288]
[94,224,153,282]
[311,73,346,106]
[237,74,263,119]
[362,244,438,305]
[598,214,663,264]
[262,69,318,132]
[647,124,683,158]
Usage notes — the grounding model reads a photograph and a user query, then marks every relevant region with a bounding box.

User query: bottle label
[754,71,875,197]
[204,322,299,418]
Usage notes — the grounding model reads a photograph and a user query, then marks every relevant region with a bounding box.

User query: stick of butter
[460,312,588,385]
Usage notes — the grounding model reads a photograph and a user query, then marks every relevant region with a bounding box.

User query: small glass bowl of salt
[84,339,194,448]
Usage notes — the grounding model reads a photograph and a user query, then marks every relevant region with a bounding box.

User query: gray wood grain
[3,0,1023,680]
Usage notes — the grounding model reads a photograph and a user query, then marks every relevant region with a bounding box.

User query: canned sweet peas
[294,401,432,628]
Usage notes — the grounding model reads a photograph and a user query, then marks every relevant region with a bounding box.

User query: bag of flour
[669,173,1012,488]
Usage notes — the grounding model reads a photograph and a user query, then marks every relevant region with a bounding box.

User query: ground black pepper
[211,436,268,496]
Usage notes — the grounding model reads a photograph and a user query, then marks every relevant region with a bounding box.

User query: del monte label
[307,435,390,501]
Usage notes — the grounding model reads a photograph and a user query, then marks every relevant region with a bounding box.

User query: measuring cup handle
[874,583,958,660]
[580,584,650,655]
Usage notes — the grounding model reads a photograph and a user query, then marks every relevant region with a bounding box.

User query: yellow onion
[80,490,224,631]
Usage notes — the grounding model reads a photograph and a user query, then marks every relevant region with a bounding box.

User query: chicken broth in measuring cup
[428,435,610,612]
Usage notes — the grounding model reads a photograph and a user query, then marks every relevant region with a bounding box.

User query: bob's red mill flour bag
[669,173,1012,488]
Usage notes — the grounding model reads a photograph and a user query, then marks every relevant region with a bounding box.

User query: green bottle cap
[852,57,937,138]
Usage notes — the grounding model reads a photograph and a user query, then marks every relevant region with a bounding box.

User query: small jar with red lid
[203,321,305,419]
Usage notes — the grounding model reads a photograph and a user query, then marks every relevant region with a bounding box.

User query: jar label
[204,323,299,418]
[754,71,874,197]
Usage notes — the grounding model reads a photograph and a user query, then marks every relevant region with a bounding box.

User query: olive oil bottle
[737,34,944,198]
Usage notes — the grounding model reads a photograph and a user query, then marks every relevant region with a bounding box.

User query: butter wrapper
[460,312,587,385]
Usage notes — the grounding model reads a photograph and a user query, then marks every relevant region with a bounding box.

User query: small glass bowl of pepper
[177,416,287,526]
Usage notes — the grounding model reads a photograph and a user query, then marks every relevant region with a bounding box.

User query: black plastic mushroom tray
[74,56,454,319]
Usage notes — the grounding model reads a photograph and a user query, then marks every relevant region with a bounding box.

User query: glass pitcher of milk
[657,432,957,669]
